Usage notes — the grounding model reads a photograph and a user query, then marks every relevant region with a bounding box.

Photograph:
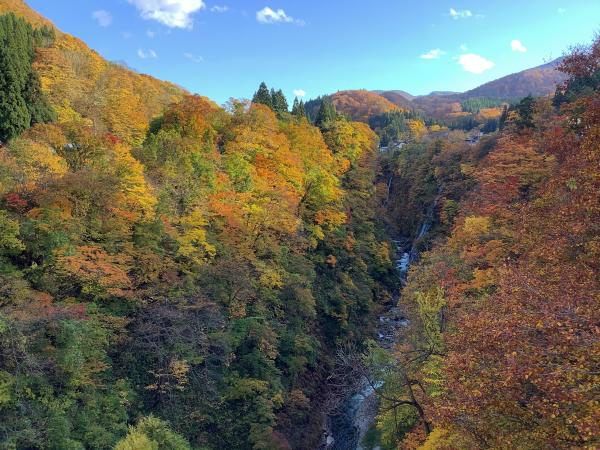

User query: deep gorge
[0,3,598,449]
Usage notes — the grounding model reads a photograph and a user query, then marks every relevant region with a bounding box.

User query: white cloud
[92,10,113,27]
[511,39,527,53]
[122,31,133,39]
[138,48,158,59]
[420,48,445,60]
[459,43,468,51]
[450,8,472,19]
[146,30,156,38]
[293,89,306,98]
[128,0,205,29]
[184,52,204,63]
[458,53,495,74]
[557,8,566,14]
[256,7,302,25]
[210,5,229,13]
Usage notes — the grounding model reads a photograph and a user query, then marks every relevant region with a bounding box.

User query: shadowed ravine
[321,187,442,450]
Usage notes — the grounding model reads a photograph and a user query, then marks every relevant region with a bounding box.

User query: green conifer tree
[271,89,289,114]
[252,82,273,109]
[516,95,535,129]
[315,99,337,129]
[0,13,55,143]
[292,98,307,118]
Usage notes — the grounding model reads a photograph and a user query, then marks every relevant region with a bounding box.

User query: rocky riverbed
[320,185,443,450]
[319,240,412,450]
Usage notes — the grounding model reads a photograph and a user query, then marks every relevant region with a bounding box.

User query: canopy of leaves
[380,35,600,450]
[0,17,395,446]
[0,0,186,147]
[330,89,400,123]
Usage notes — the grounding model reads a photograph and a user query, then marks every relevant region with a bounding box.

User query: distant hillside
[412,58,566,118]
[387,89,415,100]
[376,91,414,110]
[462,58,566,99]
[312,59,568,123]
[410,95,461,119]
[428,91,460,96]
[373,89,414,100]
[1,0,186,145]
[330,90,400,122]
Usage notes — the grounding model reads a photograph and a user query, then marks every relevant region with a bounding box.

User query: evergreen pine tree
[315,98,337,129]
[25,70,56,125]
[252,82,273,109]
[291,98,307,118]
[271,89,289,114]
[516,95,535,129]
[0,13,55,143]
[298,99,307,118]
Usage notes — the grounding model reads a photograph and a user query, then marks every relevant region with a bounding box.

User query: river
[320,186,442,450]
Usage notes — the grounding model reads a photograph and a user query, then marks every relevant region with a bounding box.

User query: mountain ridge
[370,58,566,120]
[1,0,187,145]
[329,89,402,122]
[0,0,53,27]
[459,57,565,100]
[376,58,565,102]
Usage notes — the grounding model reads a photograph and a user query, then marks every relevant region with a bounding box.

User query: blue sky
[27,0,600,105]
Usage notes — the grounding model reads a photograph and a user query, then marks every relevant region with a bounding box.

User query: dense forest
[0,9,398,450]
[358,37,600,449]
[0,1,598,449]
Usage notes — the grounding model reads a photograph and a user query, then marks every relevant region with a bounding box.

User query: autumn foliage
[1,1,598,449]
[331,89,401,122]
[387,36,600,450]
[0,4,396,446]
[0,0,186,148]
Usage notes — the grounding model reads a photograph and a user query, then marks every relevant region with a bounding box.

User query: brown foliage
[331,90,401,122]
[410,41,600,449]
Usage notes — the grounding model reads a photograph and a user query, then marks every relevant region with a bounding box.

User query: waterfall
[408,186,443,266]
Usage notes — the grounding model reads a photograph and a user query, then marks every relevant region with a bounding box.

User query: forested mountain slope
[0,2,598,450]
[410,59,566,120]
[1,0,186,146]
[0,0,51,26]
[364,37,600,450]
[372,91,415,111]
[323,60,568,124]
[328,90,401,122]
[0,4,397,450]
[461,57,566,99]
